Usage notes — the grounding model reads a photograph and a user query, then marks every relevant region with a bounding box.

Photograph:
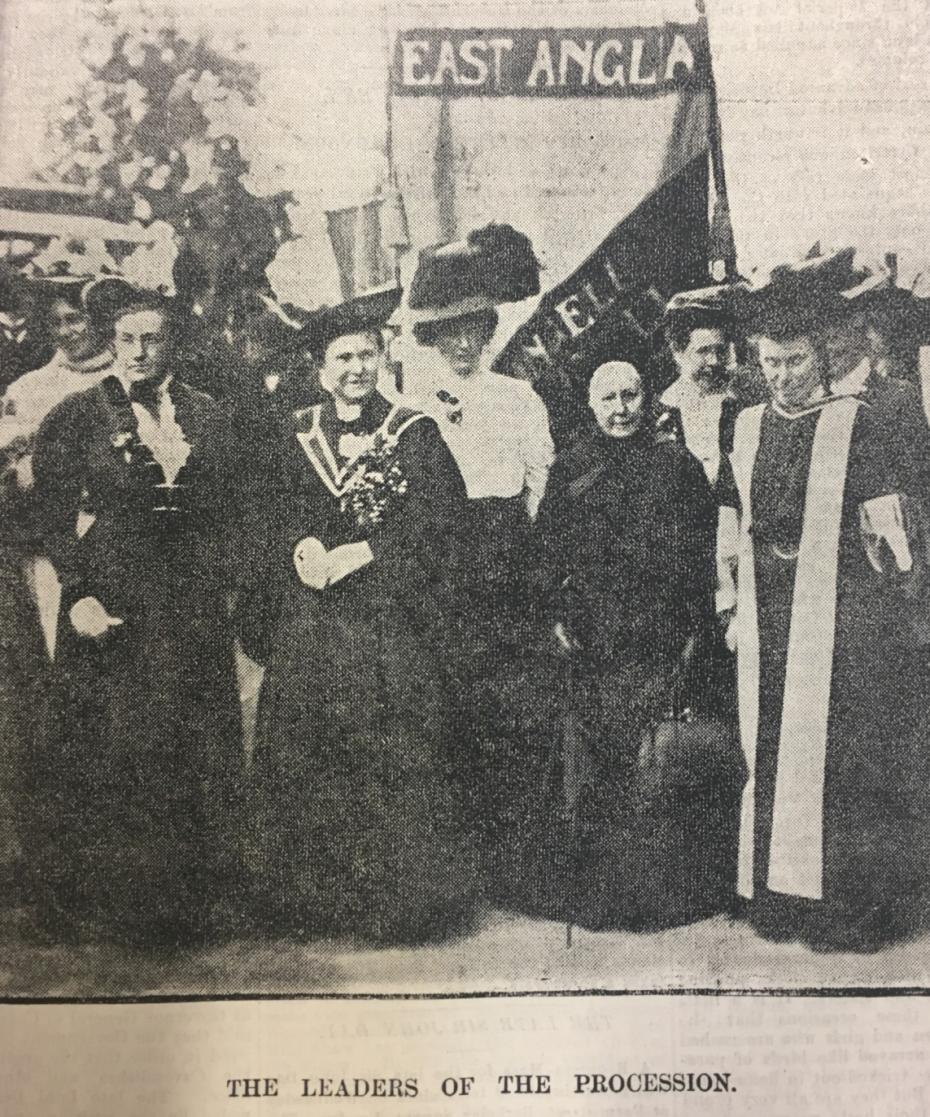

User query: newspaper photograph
[1,0,929,1113]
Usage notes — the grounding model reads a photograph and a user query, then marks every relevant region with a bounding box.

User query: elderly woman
[242,288,478,945]
[528,360,738,931]
[27,280,243,946]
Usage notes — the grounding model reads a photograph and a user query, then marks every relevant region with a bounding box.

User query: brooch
[436,390,463,425]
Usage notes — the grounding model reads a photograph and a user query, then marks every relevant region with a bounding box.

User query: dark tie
[128,381,160,411]
[337,416,368,437]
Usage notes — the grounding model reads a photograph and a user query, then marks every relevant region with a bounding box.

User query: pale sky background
[0,0,929,304]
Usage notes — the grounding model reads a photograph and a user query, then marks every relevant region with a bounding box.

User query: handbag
[636,637,747,804]
[638,704,747,803]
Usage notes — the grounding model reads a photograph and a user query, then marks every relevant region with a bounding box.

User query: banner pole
[698,0,738,280]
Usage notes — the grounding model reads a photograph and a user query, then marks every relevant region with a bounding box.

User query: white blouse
[1,349,113,452]
[660,377,728,485]
[418,370,554,519]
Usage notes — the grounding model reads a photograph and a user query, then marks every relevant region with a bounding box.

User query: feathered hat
[731,246,894,339]
[408,222,541,325]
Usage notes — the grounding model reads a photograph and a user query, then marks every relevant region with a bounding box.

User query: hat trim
[407,292,499,325]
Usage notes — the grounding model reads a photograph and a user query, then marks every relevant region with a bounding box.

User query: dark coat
[536,423,717,678]
[242,392,479,944]
[26,375,244,945]
[518,423,737,930]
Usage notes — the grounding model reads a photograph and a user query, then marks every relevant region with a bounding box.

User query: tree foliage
[42,0,295,309]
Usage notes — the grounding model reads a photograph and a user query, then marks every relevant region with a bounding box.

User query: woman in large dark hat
[405,225,556,882]
[720,256,930,951]
[408,224,554,649]
[25,277,244,946]
[241,286,480,945]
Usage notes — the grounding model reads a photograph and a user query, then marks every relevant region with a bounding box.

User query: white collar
[663,376,727,404]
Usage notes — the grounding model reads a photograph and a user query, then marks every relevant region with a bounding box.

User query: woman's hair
[100,289,177,344]
[666,309,732,353]
[312,325,386,365]
[412,307,498,349]
[81,277,173,338]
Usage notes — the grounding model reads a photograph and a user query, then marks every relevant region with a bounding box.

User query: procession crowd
[2,227,930,960]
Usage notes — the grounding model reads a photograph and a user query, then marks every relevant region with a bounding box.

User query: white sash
[731,398,860,900]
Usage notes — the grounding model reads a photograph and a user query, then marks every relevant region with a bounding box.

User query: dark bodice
[32,376,234,610]
[235,392,471,663]
[536,425,717,667]
[749,408,819,555]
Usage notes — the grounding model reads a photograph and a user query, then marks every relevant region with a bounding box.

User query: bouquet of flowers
[340,436,409,529]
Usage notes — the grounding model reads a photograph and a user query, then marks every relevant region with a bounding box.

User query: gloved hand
[327,541,374,586]
[860,493,913,573]
[69,596,124,638]
[553,620,582,656]
[293,536,329,589]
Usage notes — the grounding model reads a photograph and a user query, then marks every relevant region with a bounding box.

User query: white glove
[69,596,124,638]
[554,621,585,656]
[725,612,738,653]
[860,494,913,573]
[13,452,33,490]
[327,541,374,586]
[293,536,329,589]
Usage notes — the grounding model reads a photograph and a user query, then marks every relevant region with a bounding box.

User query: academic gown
[727,394,930,950]
[27,375,244,946]
[243,391,479,945]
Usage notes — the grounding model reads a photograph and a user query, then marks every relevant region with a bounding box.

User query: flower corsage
[340,435,409,529]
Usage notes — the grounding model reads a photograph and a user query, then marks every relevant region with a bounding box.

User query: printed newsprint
[2,0,930,1113]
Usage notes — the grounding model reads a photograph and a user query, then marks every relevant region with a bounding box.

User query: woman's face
[320,330,381,405]
[757,334,824,410]
[588,363,645,438]
[112,308,171,385]
[49,297,97,363]
[435,318,489,378]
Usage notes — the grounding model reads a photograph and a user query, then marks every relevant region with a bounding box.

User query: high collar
[663,375,729,405]
[59,347,114,376]
[318,391,391,446]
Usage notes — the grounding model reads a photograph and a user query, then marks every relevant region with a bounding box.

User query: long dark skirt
[745,541,930,950]
[24,576,243,947]
[0,548,48,897]
[496,653,741,930]
[250,571,479,945]
[450,496,536,886]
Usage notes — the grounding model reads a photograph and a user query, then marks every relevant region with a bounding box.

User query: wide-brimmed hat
[408,222,541,326]
[81,275,173,329]
[291,286,403,358]
[663,284,736,336]
[732,247,895,339]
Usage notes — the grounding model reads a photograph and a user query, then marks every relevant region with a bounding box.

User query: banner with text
[388,1,719,436]
[391,26,709,97]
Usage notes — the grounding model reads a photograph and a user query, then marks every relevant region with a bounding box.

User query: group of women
[4,235,930,957]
